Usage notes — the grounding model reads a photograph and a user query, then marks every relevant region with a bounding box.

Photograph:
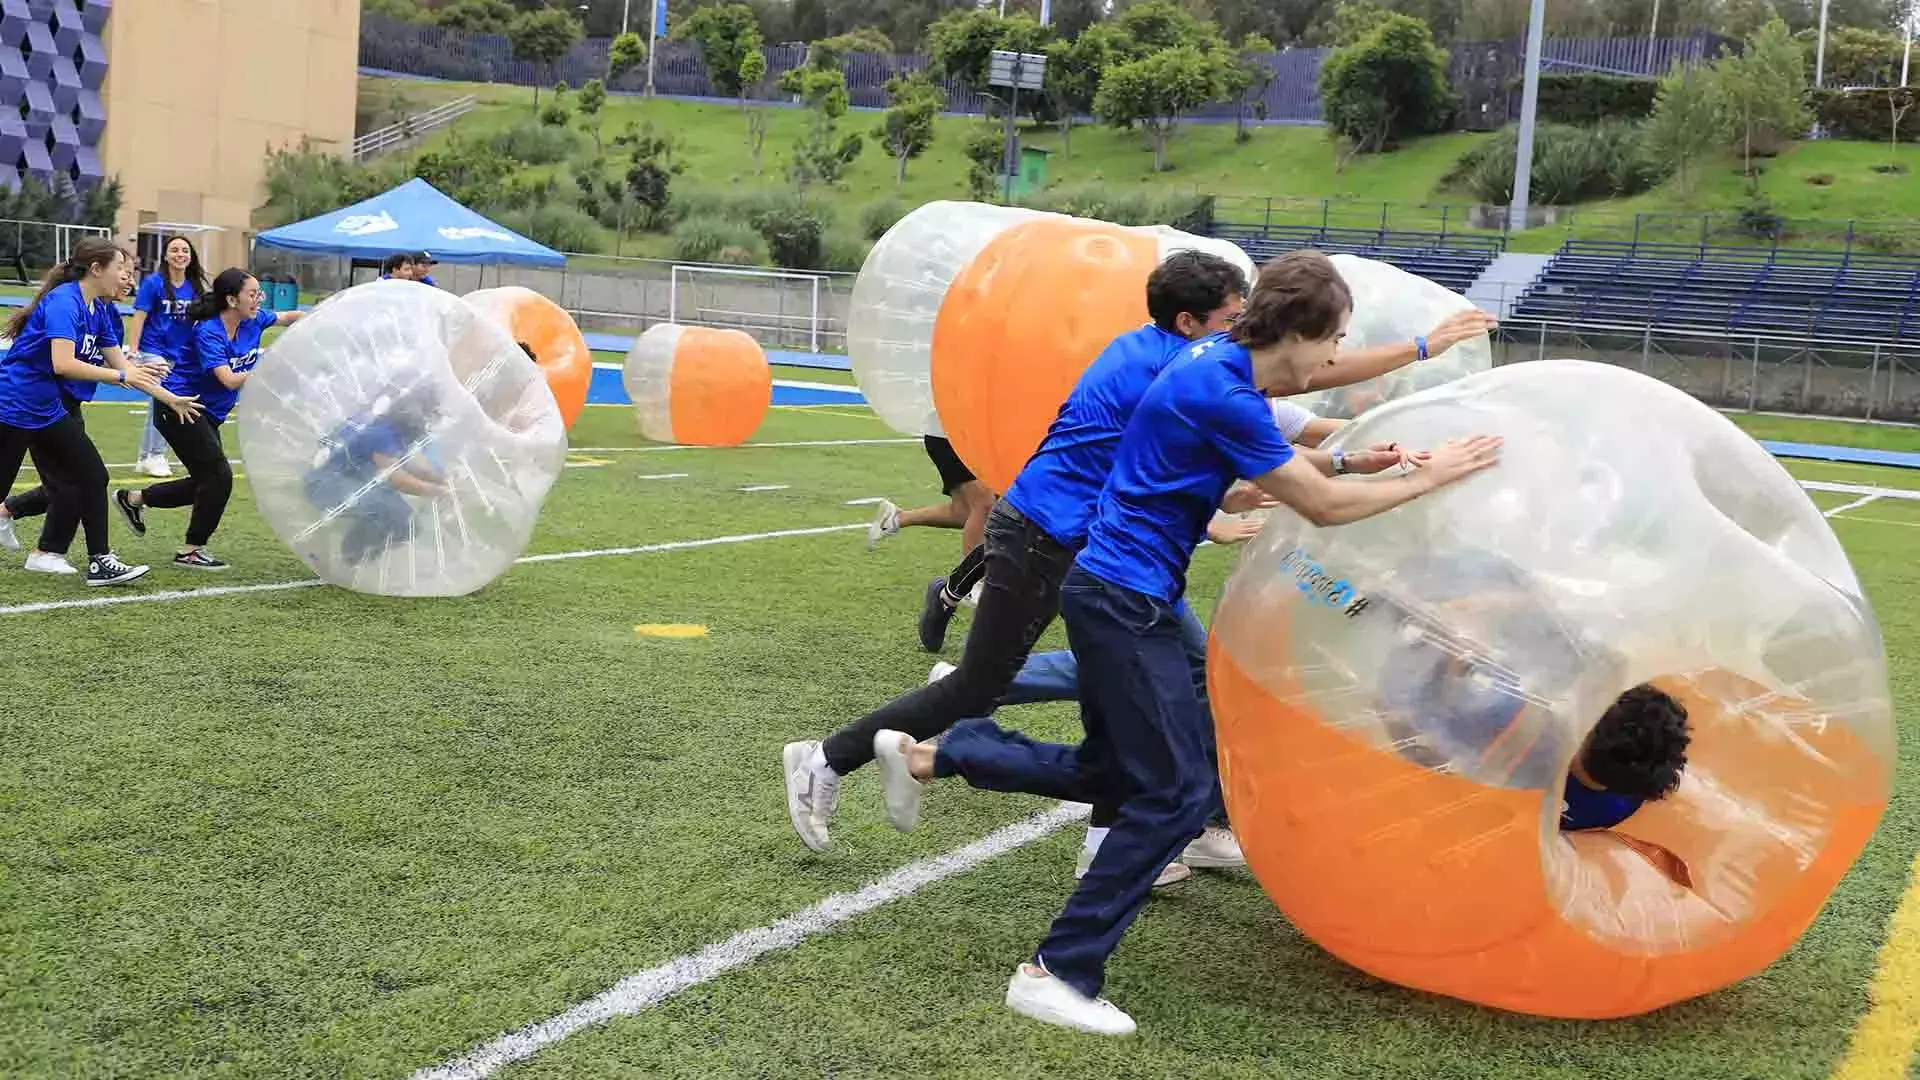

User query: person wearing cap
[411,252,438,288]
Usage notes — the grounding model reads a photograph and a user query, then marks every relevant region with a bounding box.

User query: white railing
[352,94,479,161]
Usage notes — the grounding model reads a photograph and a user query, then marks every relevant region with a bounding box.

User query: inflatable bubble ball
[463,286,593,430]
[237,279,569,598]
[1208,359,1893,1019]
[1290,253,1494,421]
[929,215,1254,494]
[848,201,1052,439]
[623,324,771,446]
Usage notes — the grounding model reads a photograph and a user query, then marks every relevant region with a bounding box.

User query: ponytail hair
[6,237,125,339]
[187,267,254,323]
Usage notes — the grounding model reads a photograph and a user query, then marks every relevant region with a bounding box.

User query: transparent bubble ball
[1291,253,1493,420]
[1210,358,1894,1018]
[237,280,569,597]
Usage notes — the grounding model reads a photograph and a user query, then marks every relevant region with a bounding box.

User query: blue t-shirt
[64,302,128,404]
[318,413,408,485]
[167,311,277,423]
[132,273,200,360]
[1561,777,1640,831]
[1004,324,1191,552]
[0,282,120,428]
[1076,333,1295,601]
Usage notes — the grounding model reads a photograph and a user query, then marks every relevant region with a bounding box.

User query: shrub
[1524,74,1659,124]
[1810,87,1915,143]
[822,227,872,272]
[757,203,826,269]
[1019,183,1214,232]
[491,204,601,253]
[1445,122,1666,205]
[672,214,767,265]
[490,121,580,165]
[859,195,907,241]
[1318,13,1454,152]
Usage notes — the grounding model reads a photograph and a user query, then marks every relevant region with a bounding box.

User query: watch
[1331,449,1349,475]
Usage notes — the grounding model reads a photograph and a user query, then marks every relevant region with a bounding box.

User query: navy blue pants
[935,566,1216,998]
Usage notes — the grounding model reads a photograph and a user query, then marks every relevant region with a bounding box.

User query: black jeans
[144,405,232,546]
[822,499,1076,775]
[2,392,84,520]
[0,410,111,557]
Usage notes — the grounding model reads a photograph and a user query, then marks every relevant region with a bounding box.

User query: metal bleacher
[1205,224,1506,294]
[1511,239,1920,341]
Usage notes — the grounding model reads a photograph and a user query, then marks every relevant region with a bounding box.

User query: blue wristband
[1415,336,1429,362]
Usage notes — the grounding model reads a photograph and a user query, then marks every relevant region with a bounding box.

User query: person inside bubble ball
[301,380,449,567]
[1373,547,1692,833]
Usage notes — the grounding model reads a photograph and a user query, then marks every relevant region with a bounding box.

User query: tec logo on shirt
[78,331,103,365]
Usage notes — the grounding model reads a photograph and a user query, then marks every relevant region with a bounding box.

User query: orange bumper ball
[623,324,771,447]
[462,286,592,430]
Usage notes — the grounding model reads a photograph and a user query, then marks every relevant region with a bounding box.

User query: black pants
[144,405,232,546]
[0,410,111,557]
[822,499,1076,774]
[2,392,84,520]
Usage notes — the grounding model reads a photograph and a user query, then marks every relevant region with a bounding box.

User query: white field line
[1825,494,1885,517]
[738,484,790,492]
[410,802,1091,1080]
[0,523,864,616]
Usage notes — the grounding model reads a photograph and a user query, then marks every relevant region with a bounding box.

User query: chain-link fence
[1496,319,1920,421]
[0,219,112,283]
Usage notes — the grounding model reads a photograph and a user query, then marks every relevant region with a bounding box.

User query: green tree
[577,78,608,153]
[1093,44,1232,171]
[508,8,584,111]
[1111,0,1222,55]
[926,9,1051,104]
[962,123,1006,198]
[435,0,517,33]
[612,121,684,229]
[608,31,647,82]
[740,48,771,175]
[818,26,895,53]
[782,65,865,187]
[878,73,944,183]
[364,0,430,23]
[1224,33,1276,142]
[1316,12,1453,154]
[1042,23,1127,153]
[676,3,763,99]
[1646,58,1729,195]
[1048,0,1110,37]
[1712,18,1810,175]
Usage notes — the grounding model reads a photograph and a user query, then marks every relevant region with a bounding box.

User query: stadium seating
[1511,240,1920,341]
[1205,224,1505,294]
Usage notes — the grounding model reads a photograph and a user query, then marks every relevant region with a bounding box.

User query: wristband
[1415,336,1429,362]
[1331,449,1349,476]
[117,368,126,384]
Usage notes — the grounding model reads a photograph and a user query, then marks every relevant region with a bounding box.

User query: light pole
[1508,0,1547,233]
[645,0,658,97]
[1814,0,1831,86]
[1902,1,1914,87]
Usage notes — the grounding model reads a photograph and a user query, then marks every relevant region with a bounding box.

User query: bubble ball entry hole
[237,280,569,598]
[1210,359,1893,1019]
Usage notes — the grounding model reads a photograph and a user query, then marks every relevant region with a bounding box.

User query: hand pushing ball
[1208,359,1893,1019]
[623,324,771,446]
[237,280,569,597]
[1291,253,1492,420]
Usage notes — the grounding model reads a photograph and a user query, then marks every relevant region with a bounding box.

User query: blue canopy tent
[252,178,564,267]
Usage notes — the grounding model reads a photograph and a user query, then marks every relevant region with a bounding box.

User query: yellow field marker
[634,623,708,639]
[1831,851,1920,1080]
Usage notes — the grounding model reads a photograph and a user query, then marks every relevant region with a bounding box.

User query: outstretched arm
[1253,436,1503,527]
[1307,309,1500,391]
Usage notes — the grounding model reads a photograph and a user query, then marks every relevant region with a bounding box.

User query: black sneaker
[114,490,146,536]
[918,577,958,653]
[174,549,229,571]
[86,553,150,588]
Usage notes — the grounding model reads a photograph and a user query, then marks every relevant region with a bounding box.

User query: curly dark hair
[1145,250,1247,334]
[1580,684,1690,801]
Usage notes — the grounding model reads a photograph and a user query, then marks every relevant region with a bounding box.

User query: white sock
[808,745,834,775]
[1082,826,1109,854]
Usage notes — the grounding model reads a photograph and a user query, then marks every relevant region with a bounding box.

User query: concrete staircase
[1465,252,1554,319]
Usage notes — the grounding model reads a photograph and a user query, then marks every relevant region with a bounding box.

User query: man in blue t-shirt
[302,386,449,566]
[866,252,1503,1035]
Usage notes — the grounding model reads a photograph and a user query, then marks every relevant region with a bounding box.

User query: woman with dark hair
[0,239,197,586]
[116,267,304,571]
[127,235,209,478]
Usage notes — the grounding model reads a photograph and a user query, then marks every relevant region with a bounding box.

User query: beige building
[98,0,362,270]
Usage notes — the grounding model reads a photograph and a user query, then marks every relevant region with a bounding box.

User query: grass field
[1,401,1917,1079]
[359,76,1920,260]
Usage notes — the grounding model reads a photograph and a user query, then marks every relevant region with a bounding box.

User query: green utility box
[1004,145,1052,199]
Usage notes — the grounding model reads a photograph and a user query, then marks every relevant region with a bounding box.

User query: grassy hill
[359,76,1920,259]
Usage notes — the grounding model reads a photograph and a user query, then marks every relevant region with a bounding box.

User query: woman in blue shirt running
[126,235,208,478]
[115,268,305,571]
[0,239,202,586]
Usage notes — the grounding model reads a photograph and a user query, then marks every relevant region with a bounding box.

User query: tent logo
[439,226,515,243]
[335,212,399,237]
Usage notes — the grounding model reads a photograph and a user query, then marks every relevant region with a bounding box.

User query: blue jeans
[958,601,1224,830]
[303,469,413,565]
[936,566,1216,998]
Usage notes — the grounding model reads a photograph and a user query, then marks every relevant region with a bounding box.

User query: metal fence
[0,218,111,283]
[357,17,1723,128]
[1495,319,1920,421]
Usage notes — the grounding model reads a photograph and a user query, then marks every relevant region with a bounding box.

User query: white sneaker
[0,512,17,551]
[872,729,924,832]
[23,551,76,574]
[927,661,957,685]
[866,499,900,550]
[1181,826,1246,869]
[1075,845,1192,889]
[136,455,174,478]
[1005,964,1136,1036]
[782,741,842,854]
